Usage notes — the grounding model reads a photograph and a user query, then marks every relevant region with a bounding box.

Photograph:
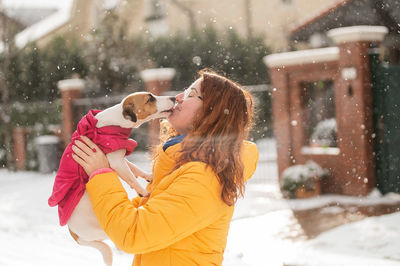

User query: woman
[72,69,259,265]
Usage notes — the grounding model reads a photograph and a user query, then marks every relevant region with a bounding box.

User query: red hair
[173,69,254,206]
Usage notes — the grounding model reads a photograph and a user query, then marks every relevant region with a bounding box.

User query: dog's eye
[147,94,156,103]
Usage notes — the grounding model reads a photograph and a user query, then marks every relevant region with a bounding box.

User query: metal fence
[71,86,277,183]
[247,138,278,184]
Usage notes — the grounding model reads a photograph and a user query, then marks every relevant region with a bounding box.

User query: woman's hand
[71,135,110,177]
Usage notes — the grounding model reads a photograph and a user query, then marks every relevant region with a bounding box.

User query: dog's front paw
[138,189,150,198]
[143,173,153,183]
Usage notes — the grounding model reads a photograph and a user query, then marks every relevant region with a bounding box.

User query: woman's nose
[175,93,184,103]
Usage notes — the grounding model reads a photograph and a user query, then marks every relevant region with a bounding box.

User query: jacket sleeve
[86,164,226,254]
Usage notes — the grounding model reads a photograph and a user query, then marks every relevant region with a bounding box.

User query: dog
[48,92,176,265]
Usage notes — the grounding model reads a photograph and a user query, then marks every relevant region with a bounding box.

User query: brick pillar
[265,67,292,177]
[13,127,29,170]
[328,26,388,195]
[140,68,176,147]
[58,78,85,147]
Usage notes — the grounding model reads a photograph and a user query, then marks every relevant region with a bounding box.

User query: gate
[370,51,400,193]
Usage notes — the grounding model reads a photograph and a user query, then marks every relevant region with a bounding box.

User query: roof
[0,0,74,50]
[290,0,400,42]
[5,8,58,28]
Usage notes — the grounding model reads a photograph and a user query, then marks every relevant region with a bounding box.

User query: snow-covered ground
[1,139,400,266]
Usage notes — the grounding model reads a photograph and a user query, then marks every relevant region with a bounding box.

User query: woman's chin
[166,115,174,123]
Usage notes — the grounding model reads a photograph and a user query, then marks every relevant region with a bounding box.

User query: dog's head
[122,92,175,126]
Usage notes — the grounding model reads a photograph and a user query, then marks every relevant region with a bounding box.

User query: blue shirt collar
[163,134,186,151]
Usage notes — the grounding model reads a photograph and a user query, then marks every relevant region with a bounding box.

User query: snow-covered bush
[311,118,337,147]
[281,161,329,198]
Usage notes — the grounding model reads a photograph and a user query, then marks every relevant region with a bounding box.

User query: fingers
[71,153,88,169]
[71,136,110,177]
[72,144,89,160]
[72,140,94,158]
[143,173,153,182]
[80,135,101,151]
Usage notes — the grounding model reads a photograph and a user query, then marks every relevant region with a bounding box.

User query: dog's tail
[69,229,113,266]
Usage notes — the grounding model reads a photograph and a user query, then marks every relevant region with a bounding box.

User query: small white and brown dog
[62,92,175,265]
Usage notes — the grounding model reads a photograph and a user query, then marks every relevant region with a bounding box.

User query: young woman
[72,69,259,266]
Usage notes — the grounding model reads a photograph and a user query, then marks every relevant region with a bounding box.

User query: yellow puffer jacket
[86,141,258,266]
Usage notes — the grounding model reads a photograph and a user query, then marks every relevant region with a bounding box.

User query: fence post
[12,127,29,170]
[262,66,292,178]
[140,68,176,147]
[58,78,85,147]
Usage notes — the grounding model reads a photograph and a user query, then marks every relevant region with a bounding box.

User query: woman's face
[167,78,203,135]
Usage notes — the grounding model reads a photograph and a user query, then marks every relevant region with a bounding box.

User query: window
[144,0,168,36]
[144,0,166,21]
[301,80,337,147]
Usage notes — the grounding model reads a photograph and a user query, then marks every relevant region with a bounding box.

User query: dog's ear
[123,105,137,122]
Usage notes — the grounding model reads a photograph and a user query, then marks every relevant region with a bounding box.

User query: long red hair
[172,69,254,206]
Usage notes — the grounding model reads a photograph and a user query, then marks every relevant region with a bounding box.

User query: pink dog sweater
[48,109,137,226]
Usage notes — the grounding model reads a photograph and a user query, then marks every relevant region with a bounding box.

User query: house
[2,0,342,52]
[1,0,98,50]
[264,0,400,197]
[289,0,400,62]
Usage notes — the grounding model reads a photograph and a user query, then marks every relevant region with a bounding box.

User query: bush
[7,37,87,102]
[1,17,273,168]
[137,25,272,139]
[10,101,61,170]
[139,25,270,89]
[281,161,329,198]
[1,36,86,169]
[83,10,141,96]
[311,118,337,147]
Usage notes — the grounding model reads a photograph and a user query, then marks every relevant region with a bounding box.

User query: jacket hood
[241,141,259,181]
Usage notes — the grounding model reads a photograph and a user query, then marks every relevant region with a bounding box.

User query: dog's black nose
[170,96,176,103]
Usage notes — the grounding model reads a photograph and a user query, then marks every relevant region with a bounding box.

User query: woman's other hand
[71,135,110,177]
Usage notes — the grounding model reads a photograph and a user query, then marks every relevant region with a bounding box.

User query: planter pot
[295,180,321,199]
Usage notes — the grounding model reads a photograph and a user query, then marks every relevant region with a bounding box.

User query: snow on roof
[0,0,74,50]
[2,0,70,9]
[5,8,58,27]
[264,47,339,68]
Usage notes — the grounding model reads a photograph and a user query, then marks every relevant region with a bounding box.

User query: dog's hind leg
[69,228,113,266]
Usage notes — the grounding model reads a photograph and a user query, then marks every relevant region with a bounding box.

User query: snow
[263,47,339,68]
[34,135,61,145]
[299,212,400,264]
[327,25,389,44]
[1,0,74,50]
[3,0,70,9]
[1,141,400,266]
[14,1,73,49]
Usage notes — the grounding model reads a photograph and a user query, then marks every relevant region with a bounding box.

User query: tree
[138,25,272,139]
[83,10,141,96]
[0,5,20,169]
[141,24,270,88]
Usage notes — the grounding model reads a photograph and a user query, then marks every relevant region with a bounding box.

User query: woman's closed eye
[184,88,203,100]
[188,91,196,98]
